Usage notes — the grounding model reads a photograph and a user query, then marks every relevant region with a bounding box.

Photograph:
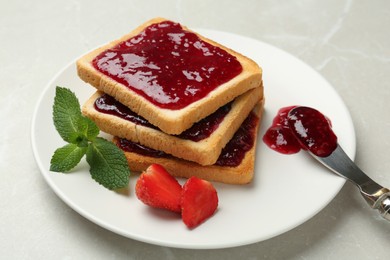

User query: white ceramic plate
[31,29,355,249]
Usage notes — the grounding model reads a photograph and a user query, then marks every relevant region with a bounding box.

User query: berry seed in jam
[92,21,243,110]
[263,106,337,157]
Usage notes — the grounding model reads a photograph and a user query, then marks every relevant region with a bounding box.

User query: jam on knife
[263,106,337,157]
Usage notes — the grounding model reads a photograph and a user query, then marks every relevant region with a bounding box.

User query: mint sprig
[50,86,130,190]
[87,137,130,190]
[50,144,87,172]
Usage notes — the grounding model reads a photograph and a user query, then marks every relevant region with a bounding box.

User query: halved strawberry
[181,176,218,229]
[135,164,182,213]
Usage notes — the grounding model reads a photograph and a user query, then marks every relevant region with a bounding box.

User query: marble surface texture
[1,0,390,259]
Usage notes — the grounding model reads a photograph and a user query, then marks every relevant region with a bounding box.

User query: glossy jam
[117,138,172,159]
[94,94,232,142]
[287,106,337,157]
[95,94,156,129]
[262,106,337,157]
[177,103,231,141]
[117,112,259,167]
[215,112,259,166]
[262,106,302,154]
[92,21,243,110]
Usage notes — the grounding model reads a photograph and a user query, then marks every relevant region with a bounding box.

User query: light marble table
[2,0,390,259]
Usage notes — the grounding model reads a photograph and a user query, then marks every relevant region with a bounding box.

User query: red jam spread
[117,138,171,159]
[95,94,156,129]
[263,106,337,157]
[176,102,231,141]
[94,94,232,142]
[92,21,243,110]
[262,106,301,154]
[116,112,259,167]
[215,112,259,166]
[287,106,337,157]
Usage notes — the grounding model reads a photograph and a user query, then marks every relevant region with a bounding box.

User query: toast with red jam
[82,87,262,165]
[112,101,264,184]
[77,17,262,134]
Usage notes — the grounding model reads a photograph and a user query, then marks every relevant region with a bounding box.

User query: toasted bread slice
[112,100,264,185]
[77,17,262,134]
[82,86,262,165]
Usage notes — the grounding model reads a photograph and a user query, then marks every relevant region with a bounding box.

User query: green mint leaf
[50,143,87,172]
[78,116,99,141]
[65,117,99,145]
[86,137,130,190]
[51,86,128,191]
[53,86,84,143]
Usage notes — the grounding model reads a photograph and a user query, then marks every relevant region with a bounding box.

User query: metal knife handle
[352,179,390,221]
[365,188,390,221]
[379,197,390,221]
[356,179,390,221]
[313,145,390,221]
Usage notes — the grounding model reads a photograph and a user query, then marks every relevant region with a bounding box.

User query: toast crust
[82,87,262,165]
[77,17,262,134]
[112,100,264,185]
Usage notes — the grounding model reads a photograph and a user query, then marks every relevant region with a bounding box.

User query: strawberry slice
[181,176,218,228]
[135,164,182,213]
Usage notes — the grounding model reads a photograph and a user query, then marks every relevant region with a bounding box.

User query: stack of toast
[77,18,264,184]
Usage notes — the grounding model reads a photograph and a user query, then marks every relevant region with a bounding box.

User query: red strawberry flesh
[181,176,218,229]
[135,164,182,213]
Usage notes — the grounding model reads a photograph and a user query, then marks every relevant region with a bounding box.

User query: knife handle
[373,192,390,221]
[360,186,390,221]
